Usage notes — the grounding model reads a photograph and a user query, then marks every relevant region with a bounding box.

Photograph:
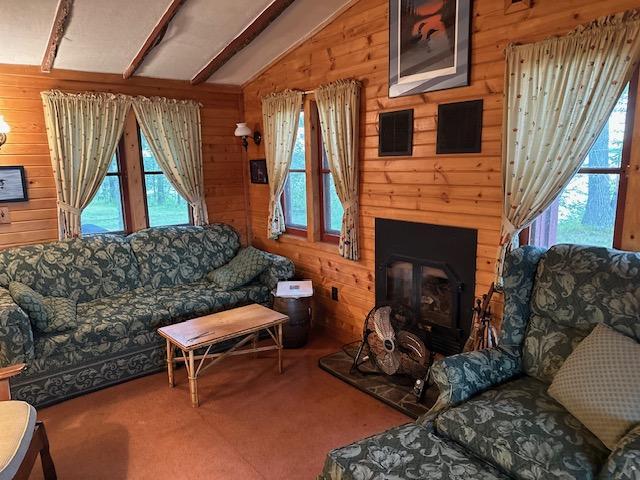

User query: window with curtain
[282,111,307,235]
[81,145,126,234]
[139,130,190,227]
[528,82,634,248]
[319,145,343,243]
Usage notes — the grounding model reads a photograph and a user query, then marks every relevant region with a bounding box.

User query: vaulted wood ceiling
[0,0,353,85]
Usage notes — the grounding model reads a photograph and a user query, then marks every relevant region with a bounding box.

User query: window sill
[276,233,342,254]
[321,233,340,245]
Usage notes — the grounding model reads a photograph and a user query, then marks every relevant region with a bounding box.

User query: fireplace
[375,219,477,356]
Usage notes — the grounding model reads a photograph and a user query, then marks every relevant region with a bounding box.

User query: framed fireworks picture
[389,0,471,98]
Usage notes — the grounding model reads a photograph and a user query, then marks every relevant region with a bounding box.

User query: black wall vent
[378,109,413,156]
[436,100,483,154]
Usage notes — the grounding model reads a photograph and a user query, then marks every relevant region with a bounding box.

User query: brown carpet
[28,333,408,480]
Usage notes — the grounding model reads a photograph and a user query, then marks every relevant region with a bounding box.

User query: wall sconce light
[0,115,10,149]
[234,122,261,150]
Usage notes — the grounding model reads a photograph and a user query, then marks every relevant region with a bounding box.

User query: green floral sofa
[0,224,294,407]
[320,244,640,480]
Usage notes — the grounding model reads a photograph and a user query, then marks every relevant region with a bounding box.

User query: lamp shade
[0,115,10,134]
[234,122,252,137]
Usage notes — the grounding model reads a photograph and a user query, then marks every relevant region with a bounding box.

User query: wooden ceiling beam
[41,0,73,73]
[191,0,295,85]
[123,0,187,80]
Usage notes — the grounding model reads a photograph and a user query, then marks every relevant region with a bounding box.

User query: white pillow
[548,323,640,450]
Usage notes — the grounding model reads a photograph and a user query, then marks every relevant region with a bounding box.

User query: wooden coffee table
[158,304,288,407]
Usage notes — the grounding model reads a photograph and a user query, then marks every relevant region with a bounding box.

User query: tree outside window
[529,83,632,248]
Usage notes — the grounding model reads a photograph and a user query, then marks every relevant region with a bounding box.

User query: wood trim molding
[123,0,187,80]
[41,0,73,73]
[191,0,296,85]
[0,63,241,93]
[121,111,148,231]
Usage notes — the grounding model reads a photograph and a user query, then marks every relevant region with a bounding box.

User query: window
[282,112,308,234]
[528,81,634,249]
[319,145,343,243]
[139,131,190,227]
[280,99,346,244]
[81,149,126,234]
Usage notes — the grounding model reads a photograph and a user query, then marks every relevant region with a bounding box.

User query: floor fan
[351,305,430,385]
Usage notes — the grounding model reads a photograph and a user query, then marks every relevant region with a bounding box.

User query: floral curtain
[315,80,361,260]
[498,9,640,279]
[262,90,303,239]
[41,91,132,239]
[133,97,208,225]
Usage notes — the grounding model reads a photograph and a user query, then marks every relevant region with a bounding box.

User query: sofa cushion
[207,247,270,291]
[321,422,510,480]
[522,314,588,383]
[129,224,240,289]
[524,245,640,383]
[9,282,77,334]
[0,235,141,302]
[435,376,609,480]
[34,289,170,357]
[548,323,640,450]
[155,283,271,321]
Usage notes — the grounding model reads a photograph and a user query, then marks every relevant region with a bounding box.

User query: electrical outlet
[0,207,9,224]
[331,287,339,301]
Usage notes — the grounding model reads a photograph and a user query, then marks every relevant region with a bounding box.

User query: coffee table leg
[252,333,258,358]
[278,323,283,374]
[188,350,199,408]
[166,339,175,388]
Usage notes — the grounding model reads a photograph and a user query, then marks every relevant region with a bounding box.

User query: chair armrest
[258,251,295,291]
[0,363,26,381]
[419,346,522,422]
[0,287,34,367]
[599,424,640,479]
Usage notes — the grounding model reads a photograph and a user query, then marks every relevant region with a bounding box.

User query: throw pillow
[548,323,640,450]
[9,281,77,333]
[206,246,270,291]
[42,297,78,333]
[9,281,49,331]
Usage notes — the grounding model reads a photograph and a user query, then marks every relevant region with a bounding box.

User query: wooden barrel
[273,295,312,348]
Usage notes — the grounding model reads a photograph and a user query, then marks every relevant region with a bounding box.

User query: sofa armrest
[599,424,640,479]
[419,346,522,422]
[0,287,34,367]
[258,251,295,291]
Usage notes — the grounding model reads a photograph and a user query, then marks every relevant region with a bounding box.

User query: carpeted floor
[28,333,409,480]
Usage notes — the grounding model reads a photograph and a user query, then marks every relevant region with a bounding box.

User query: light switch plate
[0,207,10,224]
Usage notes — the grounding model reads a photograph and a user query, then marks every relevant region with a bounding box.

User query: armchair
[320,244,640,480]
[0,364,56,480]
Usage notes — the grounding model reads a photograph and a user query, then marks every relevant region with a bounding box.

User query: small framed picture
[250,159,268,184]
[0,166,28,203]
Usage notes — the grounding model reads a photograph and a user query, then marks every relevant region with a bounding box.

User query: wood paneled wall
[242,0,640,341]
[0,65,246,248]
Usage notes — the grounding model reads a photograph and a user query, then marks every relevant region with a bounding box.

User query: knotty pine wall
[242,0,640,341]
[0,65,247,248]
